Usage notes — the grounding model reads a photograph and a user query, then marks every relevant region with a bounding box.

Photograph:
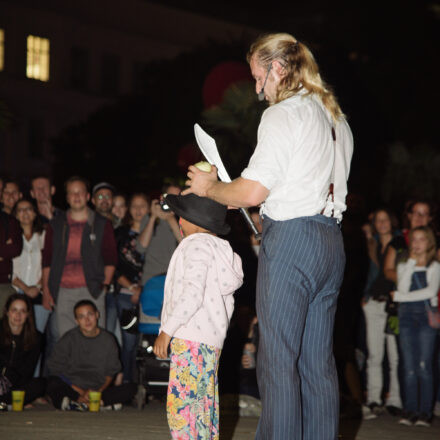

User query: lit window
[0,29,4,71]
[26,35,50,81]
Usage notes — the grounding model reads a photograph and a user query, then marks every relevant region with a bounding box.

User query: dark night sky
[144,1,440,202]
[26,0,439,212]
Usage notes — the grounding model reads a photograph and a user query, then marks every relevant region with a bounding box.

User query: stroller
[135,274,170,408]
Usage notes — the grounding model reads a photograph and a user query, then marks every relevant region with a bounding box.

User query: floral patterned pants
[167,338,221,440]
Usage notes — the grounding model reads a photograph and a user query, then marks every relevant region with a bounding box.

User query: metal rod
[239,207,261,241]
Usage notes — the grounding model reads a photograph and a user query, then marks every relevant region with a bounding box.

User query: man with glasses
[91,182,115,221]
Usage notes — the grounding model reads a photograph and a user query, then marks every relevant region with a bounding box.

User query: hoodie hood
[160,232,244,348]
[188,233,243,295]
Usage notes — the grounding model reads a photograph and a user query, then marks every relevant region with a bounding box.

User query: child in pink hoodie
[154,193,243,440]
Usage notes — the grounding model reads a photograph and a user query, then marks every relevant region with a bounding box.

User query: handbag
[424,301,440,329]
[119,305,139,334]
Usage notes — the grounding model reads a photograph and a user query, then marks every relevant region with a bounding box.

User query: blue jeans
[42,311,59,377]
[116,293,139,382]
[399,301,438,416]
[106,292,122,346]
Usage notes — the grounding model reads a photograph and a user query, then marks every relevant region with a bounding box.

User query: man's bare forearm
[103,266,115,285]
[206,178,268,208]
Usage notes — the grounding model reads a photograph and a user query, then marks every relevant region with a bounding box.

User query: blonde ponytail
[247,33,344,121]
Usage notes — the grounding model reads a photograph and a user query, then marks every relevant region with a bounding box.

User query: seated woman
[0,293,45,408]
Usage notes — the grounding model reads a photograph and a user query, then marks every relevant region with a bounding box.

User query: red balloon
[203,61,252,108]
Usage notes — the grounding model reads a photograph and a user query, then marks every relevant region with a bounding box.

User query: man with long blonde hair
[184,33,353,439]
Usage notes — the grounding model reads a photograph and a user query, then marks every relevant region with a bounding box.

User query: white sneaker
[362,405,378,420]
[100,403,122,411]
[60,396,70,411]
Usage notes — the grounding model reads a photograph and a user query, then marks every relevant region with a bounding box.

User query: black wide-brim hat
[164,193,230,236]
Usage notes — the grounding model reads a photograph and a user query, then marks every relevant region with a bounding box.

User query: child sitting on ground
[154,193,243,440]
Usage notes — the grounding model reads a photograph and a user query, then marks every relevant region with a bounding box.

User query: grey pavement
[1,401,439,439]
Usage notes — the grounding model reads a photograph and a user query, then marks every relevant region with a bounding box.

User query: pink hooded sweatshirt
[160,232,243,349]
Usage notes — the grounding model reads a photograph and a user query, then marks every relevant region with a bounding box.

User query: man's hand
[153,331,171,359]
[39,200,54,220]
[241,343,256,369]
[77,389,91,404]
[390,291,395,300]
[42,287,54,311]
[182,165,218,197]
[25,286,40,298]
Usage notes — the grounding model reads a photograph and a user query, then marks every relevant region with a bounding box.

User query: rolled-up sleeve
[241,106,294,191]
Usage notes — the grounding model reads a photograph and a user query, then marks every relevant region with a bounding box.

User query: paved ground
[1,400,439,439]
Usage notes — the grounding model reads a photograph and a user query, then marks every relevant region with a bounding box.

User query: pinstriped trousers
[255,215,345,440]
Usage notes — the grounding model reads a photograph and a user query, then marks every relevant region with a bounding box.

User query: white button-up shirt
[241,92,353,222]
[12,231,45,289]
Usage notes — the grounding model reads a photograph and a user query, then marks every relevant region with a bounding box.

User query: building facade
[0,0,258,179]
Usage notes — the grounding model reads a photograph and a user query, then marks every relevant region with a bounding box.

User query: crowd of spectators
[0,174,439,427]
[336,200,440,427]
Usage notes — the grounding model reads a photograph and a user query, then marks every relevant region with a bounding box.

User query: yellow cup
[12,390,25,411]
[88,391,101,412]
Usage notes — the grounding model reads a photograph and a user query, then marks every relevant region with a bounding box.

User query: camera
[159,194,171,212]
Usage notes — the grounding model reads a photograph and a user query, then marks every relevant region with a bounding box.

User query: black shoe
[386,405,403,417]
[61,397,87,411]
[415,413,431,427]
[398,411,418,426]
[369,402,384,415]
